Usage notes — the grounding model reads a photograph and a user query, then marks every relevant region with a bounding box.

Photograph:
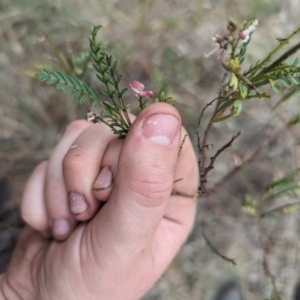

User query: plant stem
[245,26,300,77]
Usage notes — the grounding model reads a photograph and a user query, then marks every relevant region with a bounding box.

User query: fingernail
[52,219,71,237]
[69,192,88,214]
[93,167,112,190]
[143,114,179,145]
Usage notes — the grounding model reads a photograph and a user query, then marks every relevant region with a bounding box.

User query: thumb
[95,103,181,249]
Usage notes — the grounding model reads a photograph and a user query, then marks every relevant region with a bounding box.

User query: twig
[178,134,188,156]
[201,220,236,266]
[209,145,261,194]
[199,131,241,196]
[197,97,220,179]
[209,121,283,195]
[259,233,282,299]
[198,97,221,128]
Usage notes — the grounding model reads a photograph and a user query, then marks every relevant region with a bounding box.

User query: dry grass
[1,0,300,299]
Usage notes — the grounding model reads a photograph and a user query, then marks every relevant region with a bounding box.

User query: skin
[0,103,198,300]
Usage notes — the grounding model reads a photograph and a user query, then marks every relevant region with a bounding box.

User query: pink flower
[129,81,153,98]
[239,19,258,44]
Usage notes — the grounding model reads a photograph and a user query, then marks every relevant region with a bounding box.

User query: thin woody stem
[201,220,236,265]
[178,134,188,156]
[199,131,241,196]
[197,97,220,173]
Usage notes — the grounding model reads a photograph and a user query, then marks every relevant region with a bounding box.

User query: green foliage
[209,21,300,124]
[263,168,300,205]
[35,70,99,105]
[266,168,300,193]
[35,24,175,139]
[89,25,132,136]
[36,25,132,139]
[241,194,257,217]
[36,21,300,143]
[242,168,300,220]
[155,91,175,105]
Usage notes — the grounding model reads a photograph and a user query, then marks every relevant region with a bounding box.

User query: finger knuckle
[65,120,89,134]
[63,146,84,168]
[128,166,173,207]
[63,146,98,170]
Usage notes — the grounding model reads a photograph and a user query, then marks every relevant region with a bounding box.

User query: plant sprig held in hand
[36,21,300,195]
[36,25,166,139]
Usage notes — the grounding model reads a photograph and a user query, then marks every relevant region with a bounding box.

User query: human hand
[0,103,198,300]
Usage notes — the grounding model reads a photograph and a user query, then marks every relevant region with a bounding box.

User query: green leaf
[111,59,119,72]
[56,82,65,90]
[232,100,243,116]
[106,78,113,86]
[238,83,248,99]
[81,83,89,93]
[291,75,300,85]
[79,94,88,104]
[92,25,103,32]
[37,75,49,82]
[265,183,300,202]
[241,194,257,216]
[280,76,292,87]
[116,74,124,84]
[102,66,110,74]
[56,72,66,82]
[72,91,81,101]
[107,55,112,65]
[64,86,73,95]
[35,71,48,80]
[120,88,128,96]
[111,90,118,96]
[239,46,246,58]
[47,78,57,85]
[71,76,83,88]
[92,100,99,107]
[92,63,102,73]
[65,75,74,86]
[101,89,111,97]
[272,83,281,93]
[90,88,99,100]
[291,56,299,66]
[96,74,105,84]
[266,168,300,191]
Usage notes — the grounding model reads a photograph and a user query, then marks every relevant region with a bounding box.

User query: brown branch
[209,125,286,195]
[199,131,241,196]
[197,97,221,188]
[259,234,281,299]
[210,145,260,194]
[197,97,220,127]
[201,220,236,266]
